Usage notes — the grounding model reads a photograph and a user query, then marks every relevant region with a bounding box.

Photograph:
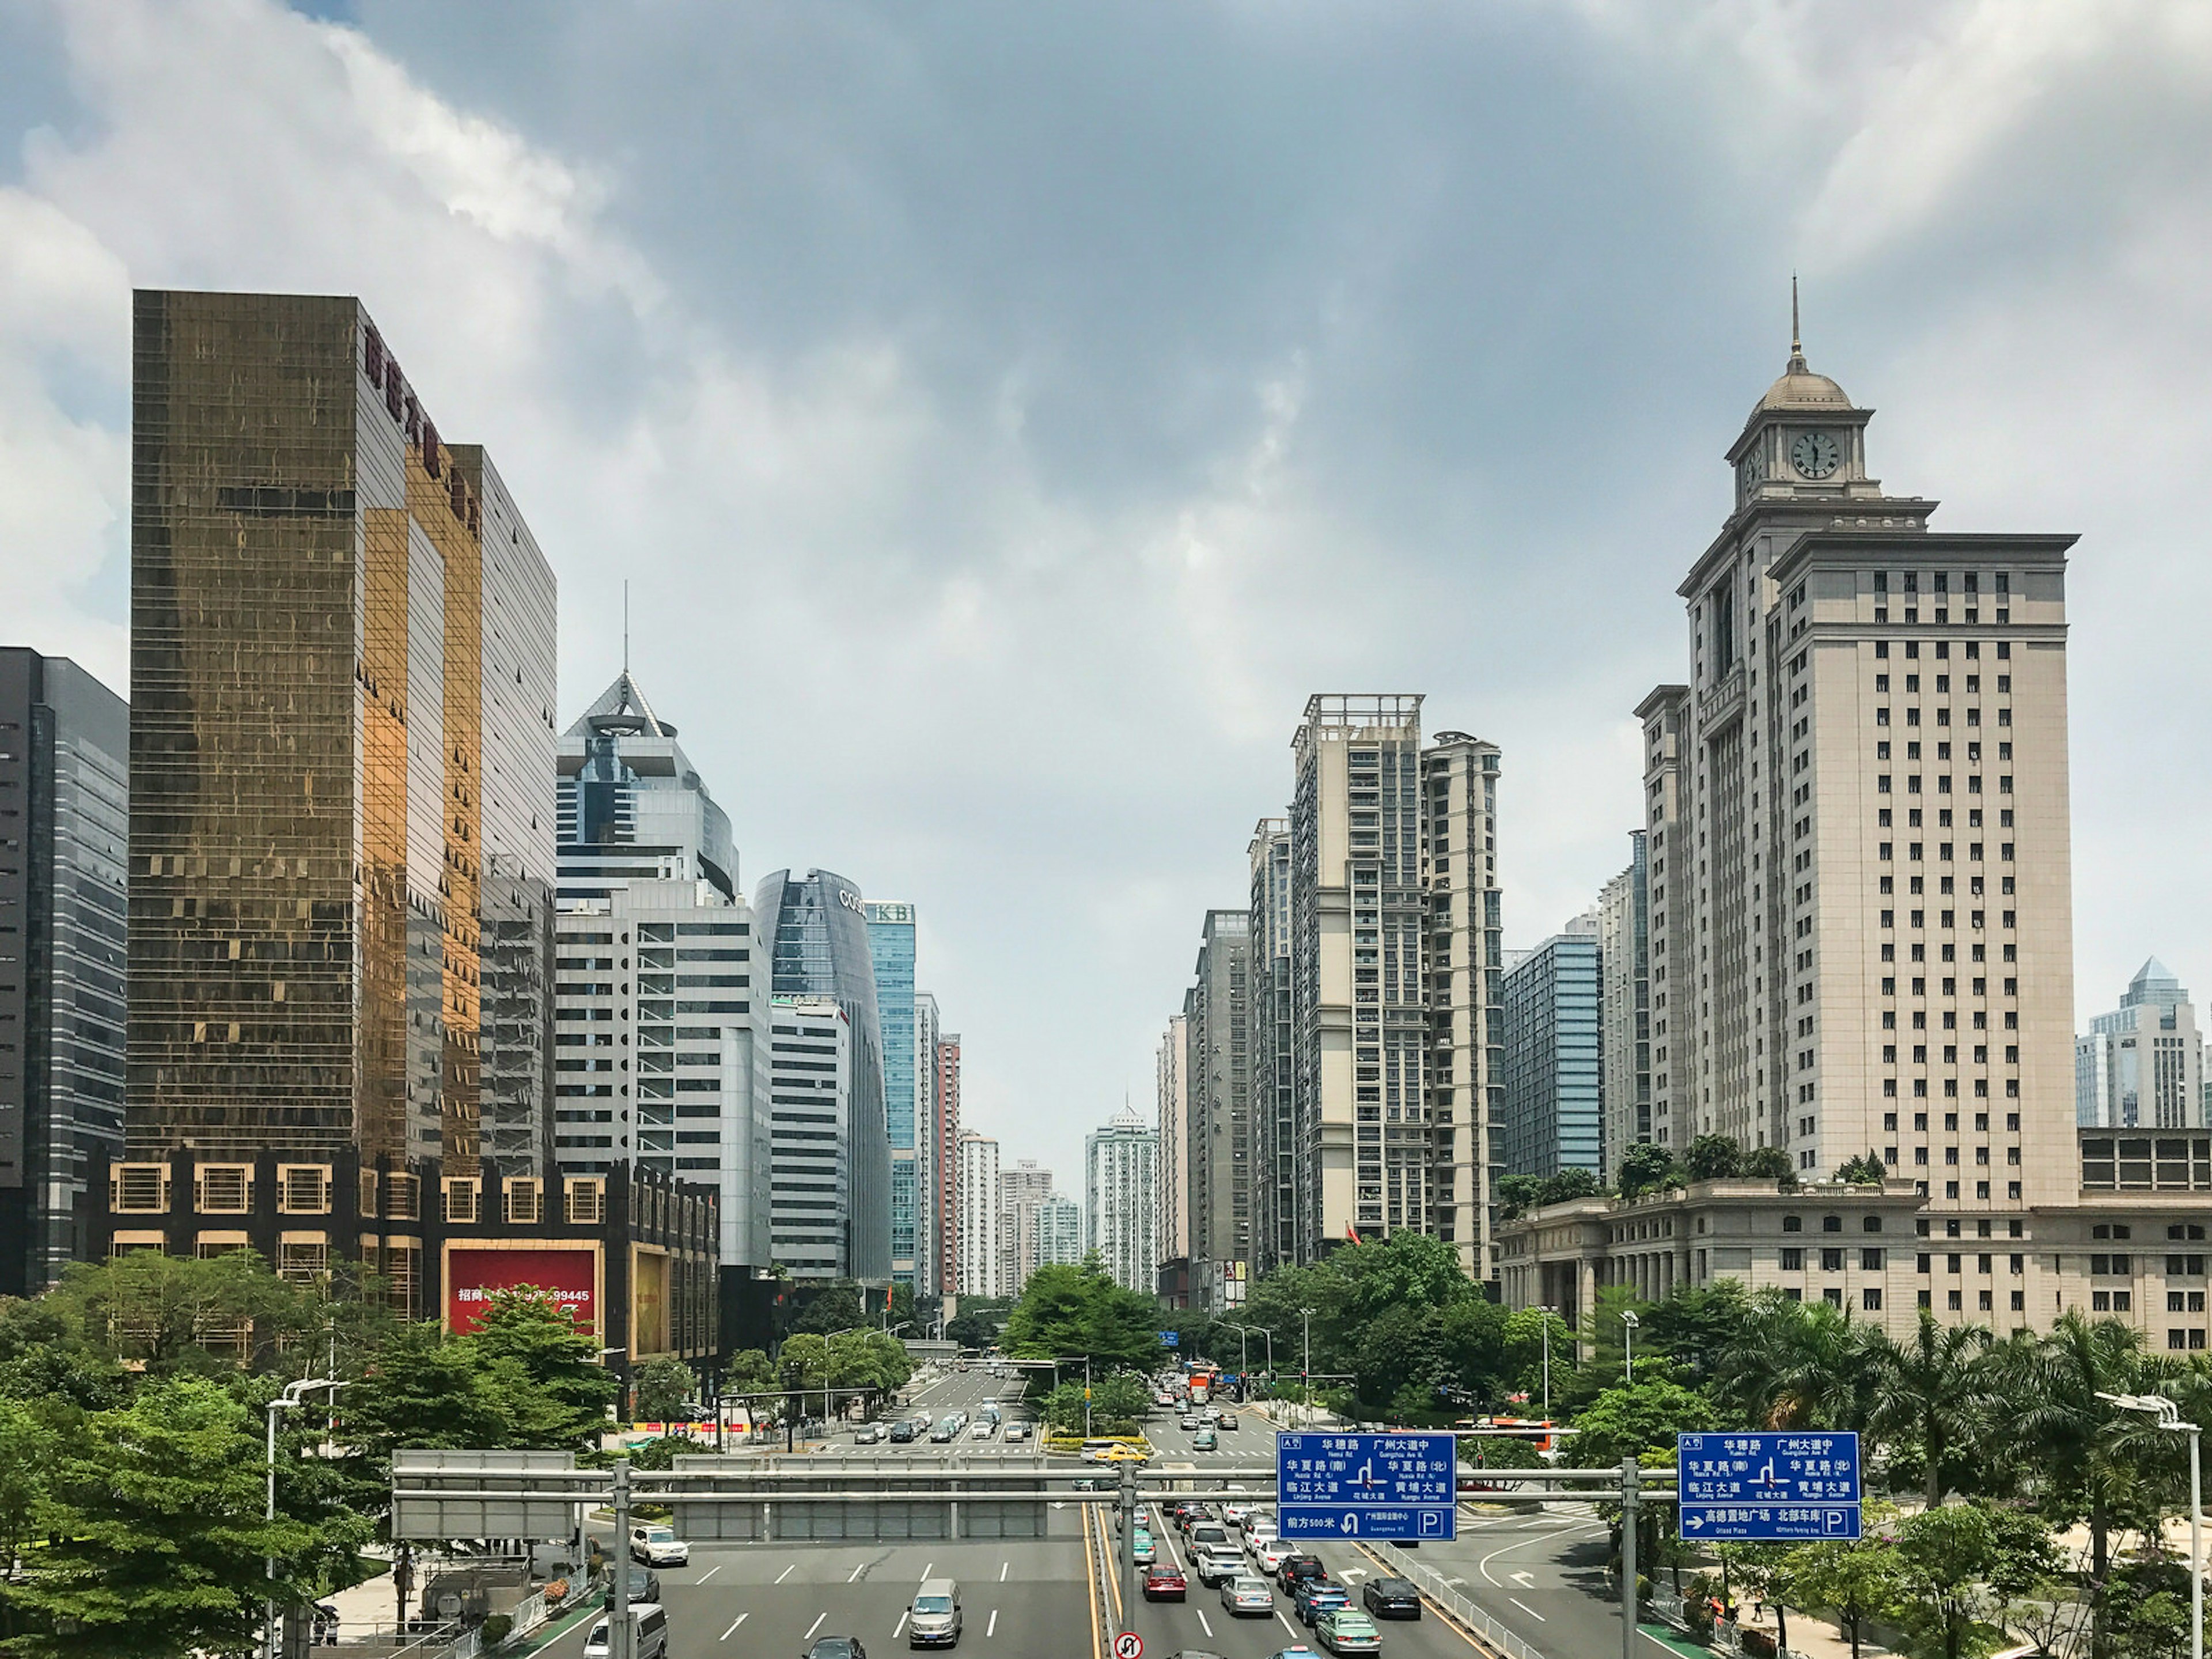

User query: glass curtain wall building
[557,671,735,904]
[126,291,558,1175]
[1499,919,1603,1178]
[755,869,891,1282]
[866,902,920,1287]
[0,651,128,1295]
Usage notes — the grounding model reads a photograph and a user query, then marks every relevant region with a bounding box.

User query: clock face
[1791,430,1842,479]
[1737,450,1762,495]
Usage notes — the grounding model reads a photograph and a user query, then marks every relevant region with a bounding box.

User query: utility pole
[264,1377,343,1659]
[1619,1455,1639,1659]
[1539,1307,1554,1420]
[1119,1457,1139,1611]
[1300,1308,1313,1425]
[611,1457,632,1659]
[1622,1309,1639,1386]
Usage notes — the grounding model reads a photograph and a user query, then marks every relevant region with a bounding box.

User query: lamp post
[1539,1305,1557,1420]
[825,1328,866,1438]
[2102,1391,2203,1659]
[265,1377,345,1659]
[1300,1308,1315,1425]
[1620,1310,1639,1386]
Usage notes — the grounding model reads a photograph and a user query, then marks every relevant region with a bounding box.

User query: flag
[1345,1222,1363,1245]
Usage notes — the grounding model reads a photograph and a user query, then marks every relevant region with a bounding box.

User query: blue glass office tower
[1500,921,1603,1178]
[866,902,920,1288]
[755,870,892,1282]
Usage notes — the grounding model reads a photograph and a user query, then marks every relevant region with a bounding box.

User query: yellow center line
[1082,1499,1105,1659]
[1354,1541,1495,1657]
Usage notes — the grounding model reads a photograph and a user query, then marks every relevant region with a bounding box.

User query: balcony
[1697,665,1746,733]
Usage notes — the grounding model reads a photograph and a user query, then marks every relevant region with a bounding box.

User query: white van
[908,1577,962,1647]
[583,1603,668,1659]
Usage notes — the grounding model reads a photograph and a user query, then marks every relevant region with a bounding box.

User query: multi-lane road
[530,1366,1635,1658]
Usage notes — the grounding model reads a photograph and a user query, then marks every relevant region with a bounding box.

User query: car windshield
[915,1597,953,1613]
[643,1528,673,1542]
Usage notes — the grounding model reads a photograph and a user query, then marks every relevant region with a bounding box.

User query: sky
[2,0,2209,1184]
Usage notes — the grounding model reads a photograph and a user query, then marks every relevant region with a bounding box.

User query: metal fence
[1363,1536,1547,1659]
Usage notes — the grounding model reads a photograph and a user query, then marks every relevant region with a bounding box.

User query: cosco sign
[837,890,865,914]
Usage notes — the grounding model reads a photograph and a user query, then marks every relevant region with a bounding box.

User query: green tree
[1683,1134,1745,1181]
[0,1379,335,1659]
[1002,1259,1161,1373]
[43,1251,313,1376]
[632,1357,696,1424]
[1889,1501,2059,1659]
[1743,1145,1797,1183]
[1788,1516,1905,1659]
[342,1323,525,1464]
[1617,1142,1679,1199]
[1867,1312,1997,1506]
[469,1289,620,1446]
[1560,1377,1718,1467]
[1835,1152,1888,1185]
[0,1296,124,1411]
[945,1296,1014,1352]
[1495,1173,1545,1220]
[1717,1291,1886,1439]
[1537,1167,1601,1206]
[0,1396,53,1580]
[791,1281,867,1335]
[1638,1282,1750,1389]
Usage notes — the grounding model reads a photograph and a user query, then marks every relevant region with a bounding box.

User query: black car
[1362,1577,1423,1619]
[805,1641,867,1659]
[1278,1554,1327,1589]
[601,1565,662,1607]
[887,1420,921,1444]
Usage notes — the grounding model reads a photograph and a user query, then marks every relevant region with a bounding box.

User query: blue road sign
[1277,1431,1457,1542]
[1677,1431,1861,1541]
[1158,1330,1180,1348]
[1679,1503,1862,1541]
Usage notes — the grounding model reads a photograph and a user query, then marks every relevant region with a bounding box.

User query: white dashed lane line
[718,1613,747,1641]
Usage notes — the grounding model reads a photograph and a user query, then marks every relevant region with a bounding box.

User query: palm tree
[1718,1292,1887,1442]
[2008,1311,2162,1658]
[1865,1310,1995,1506]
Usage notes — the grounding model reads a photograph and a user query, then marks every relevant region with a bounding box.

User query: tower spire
[1788,272,1807,373]
[622,579,630,676]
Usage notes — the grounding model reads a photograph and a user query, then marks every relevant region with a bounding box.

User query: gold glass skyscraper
[127,290,558,1175]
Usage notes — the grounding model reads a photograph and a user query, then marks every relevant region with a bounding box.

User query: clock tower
[1726,290,1887,513]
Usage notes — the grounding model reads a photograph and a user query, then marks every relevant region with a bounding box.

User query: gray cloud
[0,0,2206,1179]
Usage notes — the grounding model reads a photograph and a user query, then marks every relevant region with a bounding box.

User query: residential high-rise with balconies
[1185,909,1251,1309]
[1155,1014,1188,1281]
[1419,733,1503,1281]
[1247,820,1296,1275]
[1086,1108,1159,1294]
[0,650,127,1295]
[1289,696,1430,1253]
[1640,318,2079,1240]
[955,1129,1001,1297]
[1597,831,1653,1182]
[1000,1157,1054,1290]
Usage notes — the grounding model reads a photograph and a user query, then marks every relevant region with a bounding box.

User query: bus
[1186,1362,1220,1404]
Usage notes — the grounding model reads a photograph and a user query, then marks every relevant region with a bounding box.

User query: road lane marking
[805,1613,825,1640]
[922,1562,934,1580]
[987,1609,998,1638]
[999,1562,1009,1582]
[1195,1609,1213,1637]
[719,1613,748,1641]
[894,1611,908,1639]
[775,1564,795,1584]
[1510,1571,1536,1588]
[849,1562,868,1582]
[1510,1598,1546,1621]
[697,1565,722,1583]
[1277,1612,1298,1635]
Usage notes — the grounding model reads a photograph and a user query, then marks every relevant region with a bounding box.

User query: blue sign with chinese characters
[1677,1432,1861,1541]
[1158,1330,1180,1348]
[1276,1431,1457,1541]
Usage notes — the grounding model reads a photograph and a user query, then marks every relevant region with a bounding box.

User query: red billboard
[445,1245,599,1337]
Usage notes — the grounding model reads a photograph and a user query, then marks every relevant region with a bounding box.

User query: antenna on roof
[1788,272,1808,373]
[623,580,630,677]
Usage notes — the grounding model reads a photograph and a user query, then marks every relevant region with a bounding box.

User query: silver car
[1221,1575,1275,1617]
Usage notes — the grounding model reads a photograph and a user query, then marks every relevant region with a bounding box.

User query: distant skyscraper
[934,1030,961,1294]
[1000,1158,1054,1290]
[1596,832,1653,1182]
[1185,910,1251,1309]
[956,1130,1001,1297]
[1500,917,1602,1179]
[767,996,851,1277]
[1421,732,1504,1282]
[557,672,735,904]
[2079,960,2205,1130]
[755,869,891,1282]
[914,991,944,1294]
[1289,696,1429,1252]
[1036,1194,1084,1268]
[866,902,921,1286]
[551,881,772,1267]
[1247,820,1295,1276]
[0,650,127,1296]
[1086,1108,1159,1294]
[1156,1015,1188,1277]
[124,292,556,1245]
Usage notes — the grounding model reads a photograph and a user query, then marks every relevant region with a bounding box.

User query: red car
[1145,1563,1188,1602]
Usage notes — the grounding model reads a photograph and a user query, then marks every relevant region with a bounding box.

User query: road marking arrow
[1510,1571,1536,1589]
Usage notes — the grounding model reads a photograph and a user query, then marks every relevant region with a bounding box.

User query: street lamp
[2102,1391,2203,1659]
[1222,1321,1272,1384]
[265,1377,346,1659]
[1620,1309,1640,1386]
[1300,1308,1315,1425]
[1538,1305,1558,1420]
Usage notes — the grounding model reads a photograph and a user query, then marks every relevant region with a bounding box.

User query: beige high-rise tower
[1642,316,2080,1251]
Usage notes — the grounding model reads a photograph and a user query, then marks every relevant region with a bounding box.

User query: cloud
[1,0,2207,1183]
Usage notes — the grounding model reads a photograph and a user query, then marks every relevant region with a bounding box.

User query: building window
[443,1178,479,1225]
[1863,1288,1883,1312]
[194,1165,252,1215]
[278,1164,332,1215]
[1781,1248,1804,1271]
[506,1178,543,1227]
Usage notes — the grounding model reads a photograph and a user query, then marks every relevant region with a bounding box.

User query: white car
[1222,1502,1254,1528]
[971,1419,995,1440]
[1253,1538,1296,1575]
[628,1524,688,1567]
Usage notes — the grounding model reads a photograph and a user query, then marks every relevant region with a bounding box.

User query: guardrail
[1362,1537,1546,1659]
